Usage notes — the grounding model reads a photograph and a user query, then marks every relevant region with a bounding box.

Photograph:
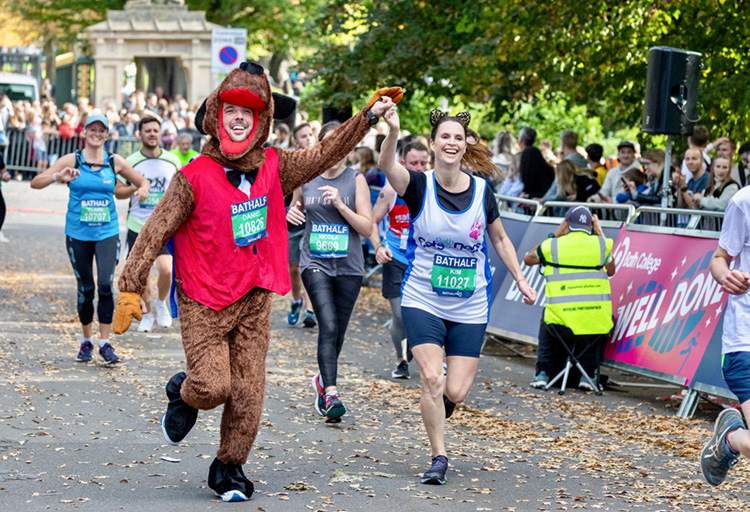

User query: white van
[0,73,39,102]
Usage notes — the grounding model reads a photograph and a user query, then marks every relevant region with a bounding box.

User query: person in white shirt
[598,141,641,202]
[701,186,750,486]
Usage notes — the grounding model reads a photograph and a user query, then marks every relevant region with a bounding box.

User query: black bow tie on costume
[226,169,259,188]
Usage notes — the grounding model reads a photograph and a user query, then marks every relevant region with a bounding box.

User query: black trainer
[701,408,744,486]
[443,395,456,419]
[161,372,199,446]
[421,455,448,485]
[208,457,254,502]
[392,360,410,379]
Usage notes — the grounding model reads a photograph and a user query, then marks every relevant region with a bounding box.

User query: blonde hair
[555,160,592,197]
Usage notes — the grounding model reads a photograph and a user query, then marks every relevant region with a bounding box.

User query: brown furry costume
[112,61,400,500]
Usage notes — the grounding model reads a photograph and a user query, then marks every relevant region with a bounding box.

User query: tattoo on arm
[378,192,385,198]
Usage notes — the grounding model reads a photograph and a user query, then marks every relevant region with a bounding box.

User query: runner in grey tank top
[299,166,364,275]
[286,121,373,423]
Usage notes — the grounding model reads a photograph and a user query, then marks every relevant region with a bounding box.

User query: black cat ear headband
[429,109,471,128]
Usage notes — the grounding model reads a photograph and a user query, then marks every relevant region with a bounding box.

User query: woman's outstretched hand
[383,105,400,131]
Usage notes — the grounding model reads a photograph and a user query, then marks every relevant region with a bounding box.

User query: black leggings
[301,269,362,388]
[66,235,120,325]
[0,187,5,232]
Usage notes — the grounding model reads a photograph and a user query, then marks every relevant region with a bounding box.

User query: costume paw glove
[366,87,404,109]
[113,291,143,334]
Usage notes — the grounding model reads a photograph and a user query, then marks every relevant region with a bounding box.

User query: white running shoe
[154,299,173,328]
[137,312,154,332]
[0,232,8,243]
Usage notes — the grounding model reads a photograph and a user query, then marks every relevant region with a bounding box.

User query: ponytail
[462,129,500,178]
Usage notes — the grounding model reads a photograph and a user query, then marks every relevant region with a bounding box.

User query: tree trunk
[43,37,56,86]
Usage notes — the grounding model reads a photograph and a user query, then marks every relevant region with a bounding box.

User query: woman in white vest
[378,106,536,485]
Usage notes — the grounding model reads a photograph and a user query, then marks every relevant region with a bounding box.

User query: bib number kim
[431,254,477,298]
[310,223,348,258]
[80,199,111,225]
[231,196,268,247]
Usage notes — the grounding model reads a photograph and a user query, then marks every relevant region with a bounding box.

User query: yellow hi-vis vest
[538,231,614,335]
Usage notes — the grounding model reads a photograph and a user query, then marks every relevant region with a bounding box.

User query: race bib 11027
[430,254,477,298]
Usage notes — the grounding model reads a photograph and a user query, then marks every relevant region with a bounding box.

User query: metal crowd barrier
[493,195,724,234]
[539,201,636,226]
[2,130,141,176]
[629,206,723,237]
[494,194,542,218]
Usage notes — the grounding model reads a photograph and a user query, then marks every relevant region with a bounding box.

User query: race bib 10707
[80,199,111,225]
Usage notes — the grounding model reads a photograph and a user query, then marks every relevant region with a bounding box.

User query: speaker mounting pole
[660,134,673,226]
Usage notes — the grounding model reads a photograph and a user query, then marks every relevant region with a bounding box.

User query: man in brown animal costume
[112,61,401,502]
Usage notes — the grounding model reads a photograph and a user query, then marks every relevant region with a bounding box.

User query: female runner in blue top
[378,105,536,485]
[31,114,149,364]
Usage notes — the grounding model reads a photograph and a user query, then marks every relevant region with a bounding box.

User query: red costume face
[195,62,296,169]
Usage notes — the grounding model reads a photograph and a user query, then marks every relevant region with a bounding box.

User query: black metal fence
[495,194,725,233]
[1,129,142,178]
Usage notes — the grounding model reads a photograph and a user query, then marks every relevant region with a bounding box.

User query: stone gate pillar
[86,0,219,109]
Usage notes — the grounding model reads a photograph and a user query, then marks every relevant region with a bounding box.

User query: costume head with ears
[195,61,296,170]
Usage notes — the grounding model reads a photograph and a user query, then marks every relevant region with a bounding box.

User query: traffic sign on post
[211,28,247,75]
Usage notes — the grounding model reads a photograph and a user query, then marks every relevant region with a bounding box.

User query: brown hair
[430,117,498,177]
[463,129,498,177]
[560,130,578,150]
[642,148,665,177]
[354,146,377,172]
[317,121,340,142]
[622,168,645,188]
[692,125,710,147]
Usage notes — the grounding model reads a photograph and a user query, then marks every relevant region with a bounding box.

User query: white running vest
[125,150,181,233]
[401,170,492,323]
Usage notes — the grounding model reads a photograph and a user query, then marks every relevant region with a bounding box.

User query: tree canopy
[7,0,750,144]
[305,0,750,142]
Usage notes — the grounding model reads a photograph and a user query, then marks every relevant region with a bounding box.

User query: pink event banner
[603,228,728,386]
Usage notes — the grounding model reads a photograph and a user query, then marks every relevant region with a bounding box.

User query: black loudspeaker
[322,105,352,124]
[642,47,702,135]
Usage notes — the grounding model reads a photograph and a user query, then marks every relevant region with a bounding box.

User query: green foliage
[305,0,750,144]
[185,0,324,58]
[5,0,126,49]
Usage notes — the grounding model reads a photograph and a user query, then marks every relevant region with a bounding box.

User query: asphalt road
[0,179,747,511]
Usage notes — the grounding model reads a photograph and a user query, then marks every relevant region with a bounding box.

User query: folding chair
[543,324,605,396]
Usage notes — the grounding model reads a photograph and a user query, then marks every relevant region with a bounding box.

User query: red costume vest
[174,149,290,310]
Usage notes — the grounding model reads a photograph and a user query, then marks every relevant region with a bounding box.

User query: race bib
[80,199,111,225]
[431,254,477,298]
[140,191,163,208]
[231,196,268,247]
[310,223,348,258]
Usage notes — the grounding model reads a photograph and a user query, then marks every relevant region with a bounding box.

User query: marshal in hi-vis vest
[539,232,614,335]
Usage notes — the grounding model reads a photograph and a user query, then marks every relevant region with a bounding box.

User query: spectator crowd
[1,83,746,217]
